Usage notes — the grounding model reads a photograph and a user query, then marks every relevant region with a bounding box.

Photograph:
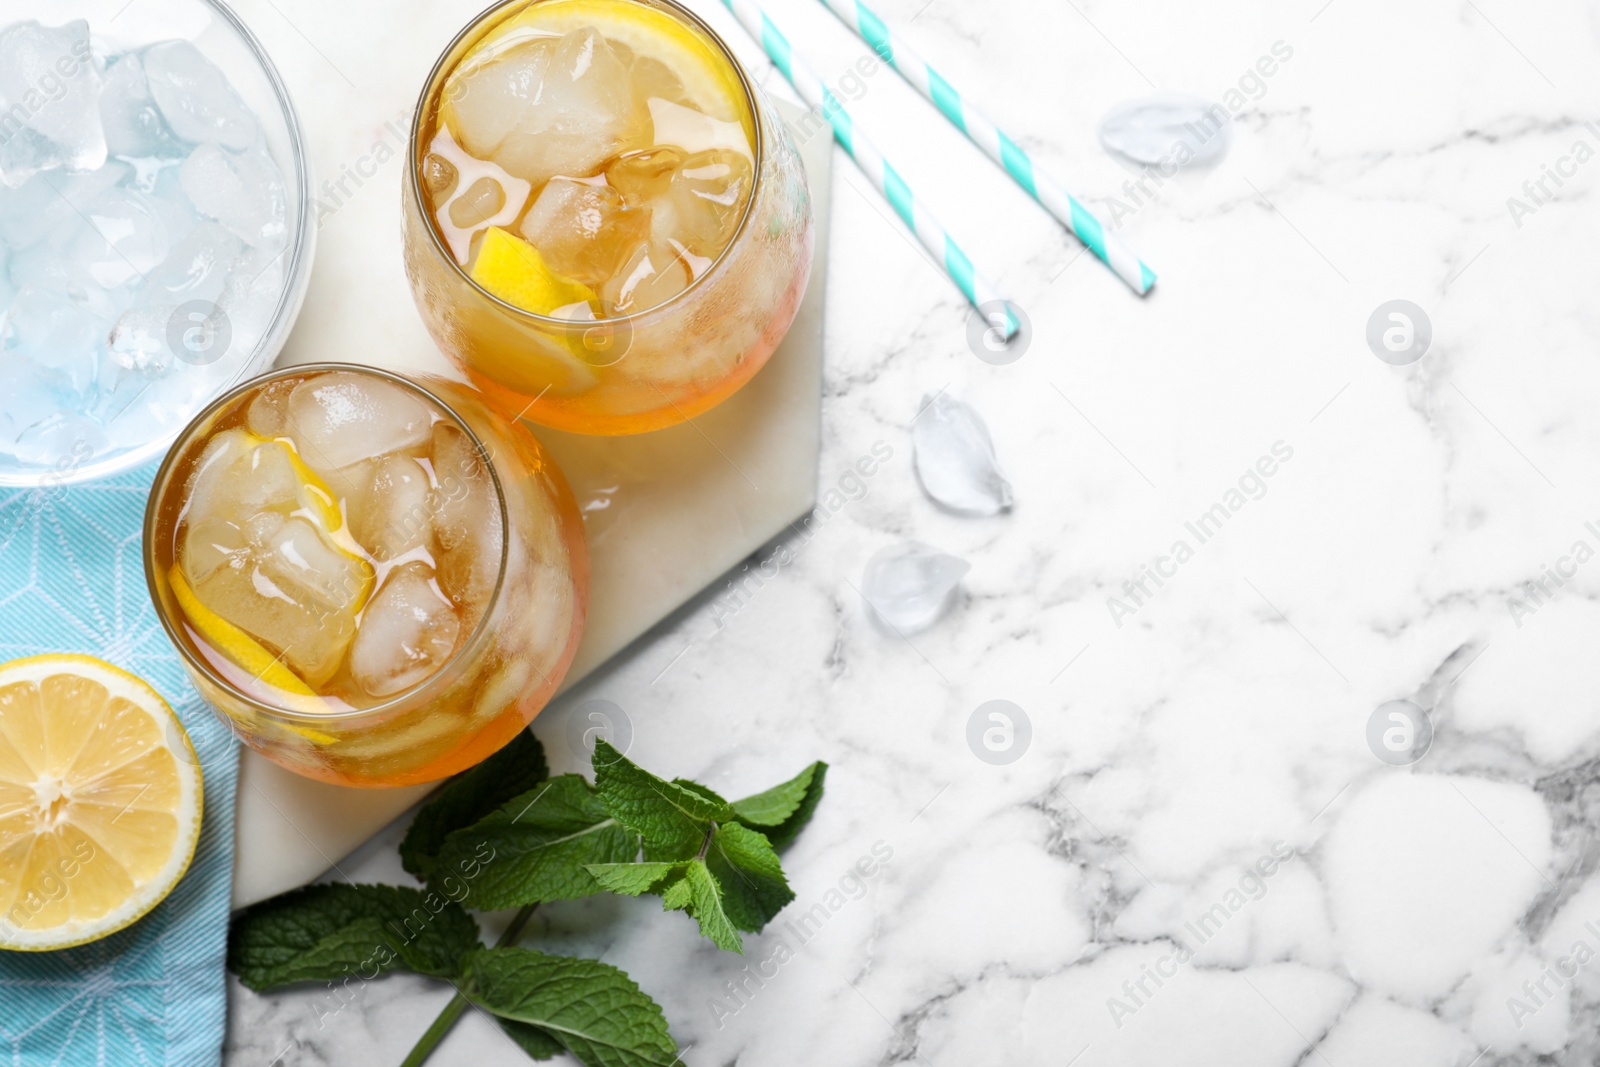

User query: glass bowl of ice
[0,0,313,487]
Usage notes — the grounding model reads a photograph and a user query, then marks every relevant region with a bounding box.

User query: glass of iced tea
[402,0,814,435]
[143,364,588,787]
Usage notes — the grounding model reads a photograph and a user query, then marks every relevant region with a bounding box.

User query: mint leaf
[662,861,742,952]
[431,775,637,909]
[733,761,827,851]
[670,778,731,806]
[585,861,683,897]
[590,828,791,953]
[498,1019,564,1060]
[402,730,548,881]
[705,822,793,932]
[228,884,481,991]
[593,739,730,858]
[465,947,679,1067]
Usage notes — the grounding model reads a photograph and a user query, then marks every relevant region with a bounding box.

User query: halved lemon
[0,655,202,952]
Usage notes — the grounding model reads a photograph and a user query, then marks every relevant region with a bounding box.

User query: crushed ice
[0,19,290,475]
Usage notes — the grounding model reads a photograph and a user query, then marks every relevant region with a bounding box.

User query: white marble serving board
[231,100,832,908]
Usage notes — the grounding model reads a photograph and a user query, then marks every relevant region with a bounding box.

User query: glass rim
[405,0,766,327]
[141,362,512,726]
[0,0,317,490]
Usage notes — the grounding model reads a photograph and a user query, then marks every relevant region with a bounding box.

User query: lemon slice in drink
[0,655,202,952]
[468,0,748,122]
[168,566,323,705]
[472,226,597,315]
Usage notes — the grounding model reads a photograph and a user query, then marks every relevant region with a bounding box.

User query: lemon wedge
[168,566,321,705]
[0,655,202,952]
[471,226,597,315]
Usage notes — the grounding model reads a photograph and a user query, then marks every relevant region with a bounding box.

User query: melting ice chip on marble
[1098,93,1231,169]
[912,393,1014,516]
[0,20,107,187]
[861,542,970,634]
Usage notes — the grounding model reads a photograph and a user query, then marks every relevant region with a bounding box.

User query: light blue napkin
[0,464,237,1067]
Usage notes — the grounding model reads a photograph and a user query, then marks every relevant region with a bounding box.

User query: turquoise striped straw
[718,0,1020,337]
[813,0,1157,295]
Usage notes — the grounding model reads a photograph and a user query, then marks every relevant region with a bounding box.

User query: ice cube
[597,240,689,314]
[421,153,458,201]
[65,185,172,289]
[180,515,243,585]
[285,372,434,482]
[107,305,177,374]
[348,562,461,697]
[0,21,107,187]
[142,41,260,151]
[647,98,750,161]
[606,146,681,206]
[0,359,58,454]
[11,412,106,468]
[518,177,646,286]
[191,514,370,686]
[184,428,301,527]
[245,376,296,438]
[446,36,556,161]
[488,29,649,184]
[1098,93,1231,170]
[6,286,104,392]
[0,245,13,310]
[429,423,502,614]
[649,148,751,261]
[631,55,692,112]
[216,243,284,353]
[861,542,969,634]
[912,393,1014,515]
[179,143,286,249]
[448,176,507,230]
[99,53,182,159]
[143,220,244,307]
[0,163,130,250]
[426,128,531,264]
[350,454,434,561]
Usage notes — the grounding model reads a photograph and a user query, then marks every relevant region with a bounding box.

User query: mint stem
[397,905,538,1067]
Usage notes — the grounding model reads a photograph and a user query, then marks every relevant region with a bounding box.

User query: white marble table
[224,0,1600,1063]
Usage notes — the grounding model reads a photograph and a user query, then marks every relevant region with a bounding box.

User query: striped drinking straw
[718,0,1020,338]
[812,0,1157,295]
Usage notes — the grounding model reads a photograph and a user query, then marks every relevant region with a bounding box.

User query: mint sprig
[228,731,828,1067]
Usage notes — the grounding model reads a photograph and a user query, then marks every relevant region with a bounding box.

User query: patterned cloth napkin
[0,464,238,1067]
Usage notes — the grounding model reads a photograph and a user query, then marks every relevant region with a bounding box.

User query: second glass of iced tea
[144,364,588,787]
[403,0,814,435]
